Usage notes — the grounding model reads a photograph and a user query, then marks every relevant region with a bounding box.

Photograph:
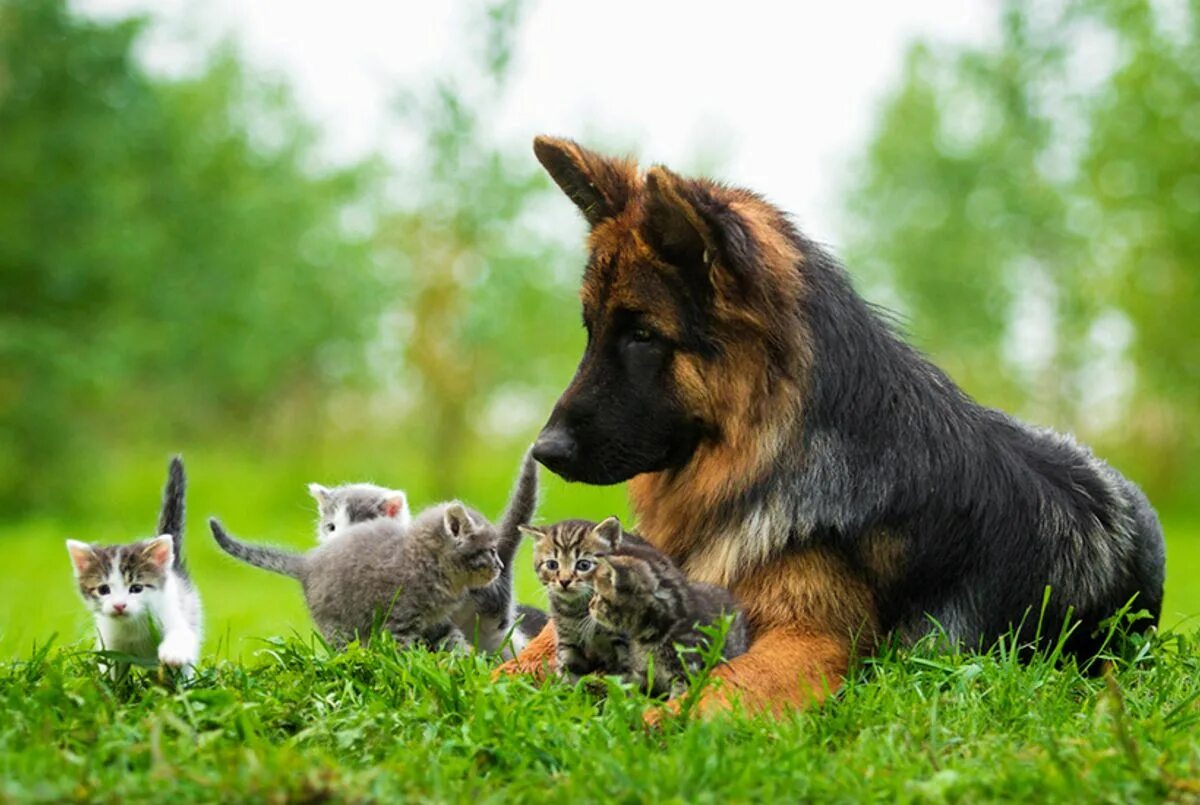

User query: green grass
[1,629,1198,802]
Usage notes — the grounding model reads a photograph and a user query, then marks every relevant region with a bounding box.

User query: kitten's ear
[443,504,476,540]
[143,535,174,570]
[308,483,330,505]
[382,493,407,519]
[592,516,623,550]
[65,540,94,577]
[518,525,543,542]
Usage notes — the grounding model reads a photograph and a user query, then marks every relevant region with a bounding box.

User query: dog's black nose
[532,426,577,477]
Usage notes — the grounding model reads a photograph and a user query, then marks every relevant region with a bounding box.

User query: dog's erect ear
[644,166,756,294]
[533,136,638,226]
[644,166,718,268]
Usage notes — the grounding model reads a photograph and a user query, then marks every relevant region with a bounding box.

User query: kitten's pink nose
[559,579,570,589]
[112,602,127,615]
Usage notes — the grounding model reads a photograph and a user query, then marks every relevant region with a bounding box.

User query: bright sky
[76,0,995,247]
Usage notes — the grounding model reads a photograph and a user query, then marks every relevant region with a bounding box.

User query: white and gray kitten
[308,482,411,543]
[66,456,202,678]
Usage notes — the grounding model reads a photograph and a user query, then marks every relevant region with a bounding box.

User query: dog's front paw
[491,655,553,682]
[642,697,682,729]
[158,632,198,669]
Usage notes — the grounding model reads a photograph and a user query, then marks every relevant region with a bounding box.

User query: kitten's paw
[157,633,198,669]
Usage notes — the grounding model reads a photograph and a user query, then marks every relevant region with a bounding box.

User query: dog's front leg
[492,621,557,681]
[647,629,851,724]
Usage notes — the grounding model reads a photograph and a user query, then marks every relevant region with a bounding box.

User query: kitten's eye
[324,523,335,533]
[129,584,144,594]
[97,584,110,596]
[575,559,594,573]
[543,559,559,571]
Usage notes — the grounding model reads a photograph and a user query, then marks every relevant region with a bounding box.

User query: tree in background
[844,0,1199,506]
[372,0,583,497]
[0,0,384,514]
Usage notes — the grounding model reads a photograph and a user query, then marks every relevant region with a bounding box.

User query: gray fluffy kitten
[455,452,545,655]
[209,451,539,651]
[306,454,544,654]
[211,503,499,650]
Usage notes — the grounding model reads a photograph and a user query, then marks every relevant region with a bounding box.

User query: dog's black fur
[787,237,1165,655]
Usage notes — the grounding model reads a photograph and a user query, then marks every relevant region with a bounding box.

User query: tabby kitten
[589,551,750,697]
[66,456,202,678]
[211,502,500,650]
[308,482,410,543]
[521,517,674,682]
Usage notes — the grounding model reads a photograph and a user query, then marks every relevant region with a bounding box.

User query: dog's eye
[97,585,110,596]
[324,523,335,533]
[629,328,654,344]
[129,584,143,594]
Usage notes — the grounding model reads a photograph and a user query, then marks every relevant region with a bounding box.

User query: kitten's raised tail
[496,448,539,564]
[209,518,307,580]
[157,456,188,577]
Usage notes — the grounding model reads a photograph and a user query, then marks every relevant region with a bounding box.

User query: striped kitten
[589,550,750,697]
[65,456,202,678]
[521,517,675,682]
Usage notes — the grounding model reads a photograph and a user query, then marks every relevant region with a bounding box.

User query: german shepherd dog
[498,136,1166,716]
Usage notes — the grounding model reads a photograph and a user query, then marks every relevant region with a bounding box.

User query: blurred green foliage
[373,0,584,497]
[0,0,385,514]
[845,0,1200,507]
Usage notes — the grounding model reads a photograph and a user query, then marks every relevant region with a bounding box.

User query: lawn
[1,629,1198,801]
